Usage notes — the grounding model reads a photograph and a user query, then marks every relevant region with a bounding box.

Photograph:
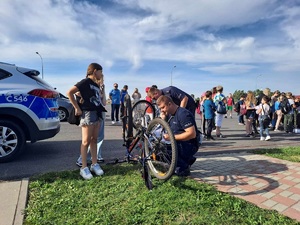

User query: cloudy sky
[1,0,299,98]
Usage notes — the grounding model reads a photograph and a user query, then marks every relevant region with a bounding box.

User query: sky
[1,0,300,99]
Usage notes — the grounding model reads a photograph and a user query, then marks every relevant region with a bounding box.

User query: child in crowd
[203,91,216,140]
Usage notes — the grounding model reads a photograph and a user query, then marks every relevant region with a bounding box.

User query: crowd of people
[67,63,299,180]
[195,87,300,142]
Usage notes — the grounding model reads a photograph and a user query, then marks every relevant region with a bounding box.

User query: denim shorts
[79,110,101,127]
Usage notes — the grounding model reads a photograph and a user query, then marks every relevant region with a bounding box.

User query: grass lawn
[250,146,300,163]
[24,146,300,225]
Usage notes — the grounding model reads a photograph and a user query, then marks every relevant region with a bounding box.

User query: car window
[0,68,12,81]
[16,67,54,89]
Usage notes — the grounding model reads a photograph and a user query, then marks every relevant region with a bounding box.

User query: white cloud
[1,0,300,97]
[199,63,257,74]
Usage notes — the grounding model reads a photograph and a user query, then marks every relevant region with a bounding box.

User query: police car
[0,62,60,162]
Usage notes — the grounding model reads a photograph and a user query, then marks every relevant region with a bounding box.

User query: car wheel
[0,120,26,163]
[58,107,68,122]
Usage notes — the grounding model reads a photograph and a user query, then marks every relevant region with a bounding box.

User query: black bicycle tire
[122,94,133,140]
[132,100,155,129]
[144,118,177,180]
[143,162,153,190]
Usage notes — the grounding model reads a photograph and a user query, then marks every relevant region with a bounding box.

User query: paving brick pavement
[190,152,300,222]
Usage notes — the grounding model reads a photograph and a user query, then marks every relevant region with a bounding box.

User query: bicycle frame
[117,96,177,190]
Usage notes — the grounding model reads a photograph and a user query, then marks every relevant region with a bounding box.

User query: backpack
[280,99,292,114]
[234,102,240,112]
[216,101,227,114]
[240,103,247,115]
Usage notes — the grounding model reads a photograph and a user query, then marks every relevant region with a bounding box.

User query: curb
[14,178,29,225]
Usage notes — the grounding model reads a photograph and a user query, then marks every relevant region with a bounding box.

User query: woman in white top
[256,96,271,141]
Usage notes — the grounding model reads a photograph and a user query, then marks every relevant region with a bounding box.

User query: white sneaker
[265,136,271,141]
[274,129,279,132]
[260,137,265,141]
[112,121,115,125]
[90,163,104,176]
[116,121,121,125]
[80,167,93,180]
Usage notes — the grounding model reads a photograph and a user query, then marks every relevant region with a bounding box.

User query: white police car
[0,62,60,162]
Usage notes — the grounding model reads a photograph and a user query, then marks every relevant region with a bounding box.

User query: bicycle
[120,94,178,190]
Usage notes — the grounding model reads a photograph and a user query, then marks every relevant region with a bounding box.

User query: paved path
[191,153,300,222]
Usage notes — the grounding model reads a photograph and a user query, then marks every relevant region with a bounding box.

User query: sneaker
[216,134,225,138]
[224,115,227,118]
[112,121,116,125]
[274,129,279,132]
[245,134,251,137]
[260,137,265,141]
[76,160,82,167]
[80,167,93,180]
[265,136,271,141]
[205,136,215,141]
[116,121,121,125]
[90,163,104,176]
[238,123,244,125]
[97,157,104,163]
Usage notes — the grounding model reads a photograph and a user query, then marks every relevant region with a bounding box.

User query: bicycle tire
[144,118,177,180]
[143,162,153,190]
[122,94,133,141]
[132,100,155,129]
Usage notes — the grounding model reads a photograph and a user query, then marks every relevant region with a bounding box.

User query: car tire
[58,107,69,122]
[0,120,26,163]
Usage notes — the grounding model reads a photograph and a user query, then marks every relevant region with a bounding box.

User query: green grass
[24,161,299,225]
[250,146,300,162]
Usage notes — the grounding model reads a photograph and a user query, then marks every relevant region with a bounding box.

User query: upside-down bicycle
[120,94,178,190]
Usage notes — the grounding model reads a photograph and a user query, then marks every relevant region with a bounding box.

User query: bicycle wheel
[142,162,153,190]
[132,100,155,129]
[122,94,133,141]
[144,118,177,180]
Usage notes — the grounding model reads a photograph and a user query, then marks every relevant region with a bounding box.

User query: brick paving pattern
[191,152,300,222]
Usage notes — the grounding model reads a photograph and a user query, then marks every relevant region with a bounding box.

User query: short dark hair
[205,90,212,98]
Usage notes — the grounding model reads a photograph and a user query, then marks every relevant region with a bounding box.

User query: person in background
[203,91,216,140]
[120,85,128,119]
[200,93,207,136]
[76,75,106,167]
[274,94,283,131]
[157,95,199,176]
[284,92,296,133]
[109,83,121,124]
[67,63,105,180]
[256,96,271,141]
[237,94,246,125]
[148,86,196,117]
[226,93,234,118]
[132,88,141,105]
[270,90,280,130]
[244,91,256,137]
[213,85,226,138]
